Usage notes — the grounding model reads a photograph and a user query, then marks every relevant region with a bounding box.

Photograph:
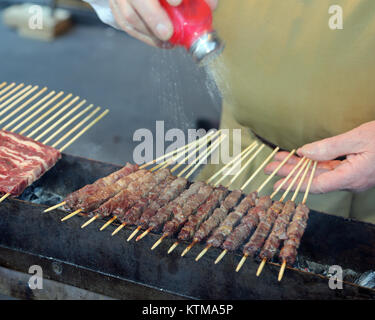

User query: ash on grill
[19,185,64,206]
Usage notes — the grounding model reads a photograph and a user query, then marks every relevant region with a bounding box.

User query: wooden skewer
[279,158,309,202]
[184,136,226,180]
[140,130,217,169]
[176,134,225,178]
[302,161,317,205]
[42,104,94,145]
[127,226,141,241]
[0,82,15,96]
[236,254,248,272]
[206,142,257,185]
[270,156,306,199]
[181,240,197,257]
[278,160,317,282]
[215,143,259,187]
[0,82,7,90]
[167,241,179,254]
[241,147,280,190]
[43,110,108,214]
[27,96,80,138]
[20,94,73,135]
[169,131,221,173]
[0,87,48,125]
[112,223,127,236]
[44,201,66,212]
[214,249,227,264]
[0,83,15,97]
[34,99,86,141]
[195,244,211,261]
[60,109,109,225]
[9,91,64,133]
[214,150,296,265]
[151,233,168,250]
[61,209,82,222]
[81,215,98,229]
[136,227,151,241]
[256,258,267,276]
[51,107,100,148]
[0,83,24,103]
[0,85,39,117]
[58,109,109,153]
[256,159,311,277]
[100,216,117,231]
[278,260,287,282]
[0,193,10,203]
[0,85,33,111]
[2,91,56,130]
[152,133,214,173]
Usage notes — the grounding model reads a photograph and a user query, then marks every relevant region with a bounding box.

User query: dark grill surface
[1,154,375,299]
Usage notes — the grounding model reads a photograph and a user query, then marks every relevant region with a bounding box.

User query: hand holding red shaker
[160,0,224,64]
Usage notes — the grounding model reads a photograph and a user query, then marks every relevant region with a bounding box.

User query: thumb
[297,129,363,161]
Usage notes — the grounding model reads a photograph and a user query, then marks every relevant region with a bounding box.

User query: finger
[111,1,154,37]
[207,0,218,10]
[273,152,303,164]
[274,162,356,194]
[264,162,328,177]
[264,159,340,176]
[167,0,182,5]
[131,0,174,41]
[297,128,365,161]
[110,1,163,47]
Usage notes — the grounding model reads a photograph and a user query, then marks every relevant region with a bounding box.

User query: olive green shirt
[213,0,375,150]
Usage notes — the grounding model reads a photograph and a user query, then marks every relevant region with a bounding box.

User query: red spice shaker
[160,0,224,65]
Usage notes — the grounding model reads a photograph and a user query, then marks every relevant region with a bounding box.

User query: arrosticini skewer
[255,158,312,277]
[145,135,228,250]
[74,132,227,230]
[234,157,311,273]
[213,149,296,265]
[194,146,281,262]
[167,143,265,255]
[0,84,108,203]
[277,160,317,282]
[102,130,222,233]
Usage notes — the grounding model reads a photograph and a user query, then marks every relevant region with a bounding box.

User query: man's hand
[108,0,218,47]
[264,121,375,193]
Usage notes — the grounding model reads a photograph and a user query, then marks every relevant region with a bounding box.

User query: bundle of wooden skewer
[0,81,109,201]
[44,126,318,282]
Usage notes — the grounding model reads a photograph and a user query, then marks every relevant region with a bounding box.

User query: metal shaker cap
[189,31,225,65]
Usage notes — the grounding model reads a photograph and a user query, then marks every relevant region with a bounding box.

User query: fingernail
[156,23,172,41]
[167,0,182,5]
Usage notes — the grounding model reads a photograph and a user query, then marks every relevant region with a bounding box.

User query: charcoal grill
[0,153,375,299]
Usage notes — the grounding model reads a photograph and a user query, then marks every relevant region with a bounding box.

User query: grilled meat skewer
[242,201,284,258]
[177,186,228,242]
[193,190,242,244]
[162,184,214,236]
[259,200,296,261]
[146,181,204,233]
[64,163,138,211]
[91,168,170,218]
[279,203,310,265]
[222,196,272,252]
[206,191,258,248]
[123,175,176,226]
